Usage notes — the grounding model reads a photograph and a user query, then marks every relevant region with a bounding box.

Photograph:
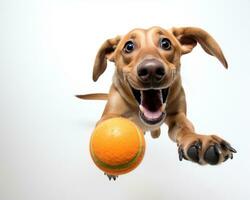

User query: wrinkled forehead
[119,27,176,47]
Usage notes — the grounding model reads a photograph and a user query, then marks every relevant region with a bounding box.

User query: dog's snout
[137,59,166,83]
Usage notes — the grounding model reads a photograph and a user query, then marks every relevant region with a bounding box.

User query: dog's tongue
[143,107,162,120]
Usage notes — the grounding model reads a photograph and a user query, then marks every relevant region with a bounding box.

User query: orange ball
[89,117,145,176]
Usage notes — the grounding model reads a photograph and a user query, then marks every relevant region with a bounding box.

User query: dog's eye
[123,41,135,53]
[160,38,171,50]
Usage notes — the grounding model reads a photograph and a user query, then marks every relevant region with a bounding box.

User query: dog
[77,26,236,180]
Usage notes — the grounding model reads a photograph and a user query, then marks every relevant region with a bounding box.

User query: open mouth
[130,86,169,125]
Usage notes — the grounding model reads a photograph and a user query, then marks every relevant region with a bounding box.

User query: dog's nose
[137,59,166,82]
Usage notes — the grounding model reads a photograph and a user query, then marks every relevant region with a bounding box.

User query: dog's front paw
[104,173,118,181]
[177,134,237,165]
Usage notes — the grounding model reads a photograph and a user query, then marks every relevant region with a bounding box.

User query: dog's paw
[177,134,237,165]
[104,173,118,181]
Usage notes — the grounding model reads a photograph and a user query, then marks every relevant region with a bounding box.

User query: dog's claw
[226,144,237,153]
[104,173,118,181]
[228,146,237,153]
[204,145,220,165]
[178,146,184,161]
[108,174,118,180]
[221,141,237,153]
[187,144,200,162]
[178,146,188,161]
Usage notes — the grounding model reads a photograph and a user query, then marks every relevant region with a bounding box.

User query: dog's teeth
[140,90,143,104]
[139,105,144,112]
[160,90,163,103]
[161,103,166,112]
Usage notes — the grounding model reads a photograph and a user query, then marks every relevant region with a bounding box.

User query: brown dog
[77,26,236,180]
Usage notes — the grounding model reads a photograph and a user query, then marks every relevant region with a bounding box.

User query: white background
[1,0,250,200]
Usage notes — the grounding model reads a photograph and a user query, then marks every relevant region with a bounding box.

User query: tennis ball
[89,117,145,176]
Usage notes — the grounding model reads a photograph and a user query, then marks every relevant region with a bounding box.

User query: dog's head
[92,27,227,126]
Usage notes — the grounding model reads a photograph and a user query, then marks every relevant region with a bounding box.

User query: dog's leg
[166,113,236,165]
[151,128,161,138]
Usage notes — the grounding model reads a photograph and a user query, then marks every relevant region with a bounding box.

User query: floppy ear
[92,36,121,81]
[172,27,228,68]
